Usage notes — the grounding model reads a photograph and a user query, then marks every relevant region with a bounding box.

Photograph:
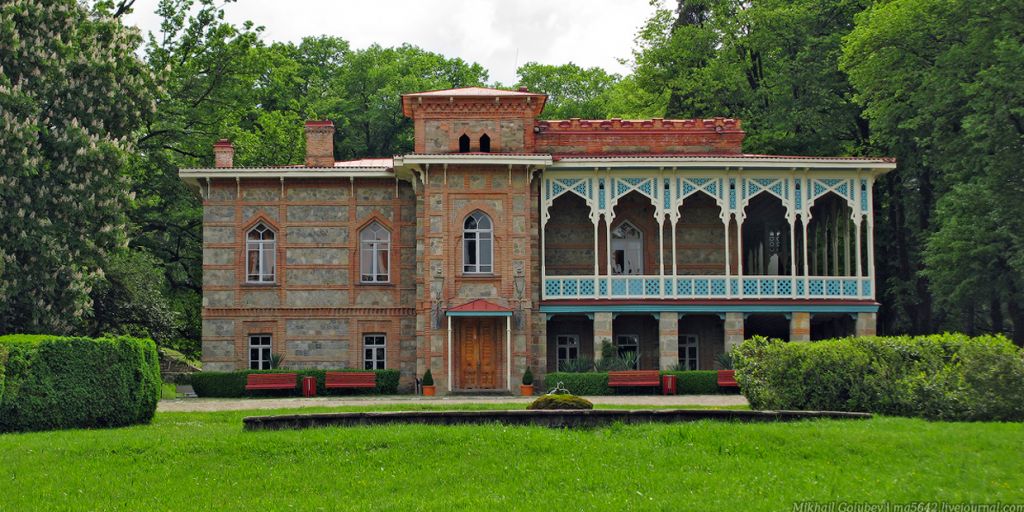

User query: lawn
[1,404,1021,511]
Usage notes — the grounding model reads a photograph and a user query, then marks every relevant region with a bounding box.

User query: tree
[0,0,156,333]
[843,0,1024,342]
[515,62,621,119]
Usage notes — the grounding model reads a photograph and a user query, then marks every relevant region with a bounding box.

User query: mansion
[181,86,895,393]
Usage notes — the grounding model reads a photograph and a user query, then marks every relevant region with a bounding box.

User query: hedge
[189,369,401,398]
[733,334,1024,421]
[0,344,7,405]
[541,370,728,395]
[0,335,161,432]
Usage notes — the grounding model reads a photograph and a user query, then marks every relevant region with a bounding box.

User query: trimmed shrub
[422,369,434,386]
[0,335,161,432]
[733,334,1024,421]
[544,370,730,395]
[660,370,721,394]
[528,394,594,410]
[0,344,7,404]
[189,369,401,398]
[521,367,533,386]
[542,372,609,395]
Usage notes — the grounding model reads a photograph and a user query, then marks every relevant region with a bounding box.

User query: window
[479,134,491,152]
[615,334,640,369]
[363,334,386,370]
[556,334,579,370]
[360,222,390,283]
[246,223,276,283]
[678,334,699,370]
[463,211,493,274]
[249,334,272,370]
[459,134,470,153]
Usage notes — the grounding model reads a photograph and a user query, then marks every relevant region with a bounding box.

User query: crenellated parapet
[535,117,744,155]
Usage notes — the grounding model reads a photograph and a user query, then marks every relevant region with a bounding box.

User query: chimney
[518,86,529,92]
[305,120,335,167]
[213,139,234,168]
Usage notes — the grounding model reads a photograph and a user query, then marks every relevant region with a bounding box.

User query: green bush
[521,367,533,386]
[422,369,434,386]
[544,370,731,395]
[542,372,609,395]
[0,344,7,404]
[189,369,401,398]
[527,394,594,410]
[0,334,161,432]
[733,334,1024,421]
[660,370,721,394]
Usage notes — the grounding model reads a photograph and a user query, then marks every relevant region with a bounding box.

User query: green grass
[1,405,1021,510]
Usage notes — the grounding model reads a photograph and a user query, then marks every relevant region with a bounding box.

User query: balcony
[542,275,872,300]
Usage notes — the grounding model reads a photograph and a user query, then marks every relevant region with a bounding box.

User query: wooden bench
[717,370,739,388]
[607,370,661,390]
[325,371,377,390]
[245,373,297,392]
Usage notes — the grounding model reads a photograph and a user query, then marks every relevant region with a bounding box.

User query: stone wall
[200,178,418,388]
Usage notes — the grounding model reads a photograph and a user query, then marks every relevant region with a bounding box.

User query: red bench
[325,371,377,390]
[717,370,739,388]
[245,373,297,391]
[607,370,661,390]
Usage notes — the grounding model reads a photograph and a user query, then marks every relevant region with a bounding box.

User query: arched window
[458,134,470,153]
[463,211,493,274]
[479,133,491,152]
[246,223,276,283]
[360,221,390,283]
[611,221,643,275]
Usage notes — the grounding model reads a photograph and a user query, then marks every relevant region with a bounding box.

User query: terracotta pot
[422,385,436,397]
[520,384,534,396]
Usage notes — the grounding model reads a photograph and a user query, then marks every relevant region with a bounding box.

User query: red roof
[447,299,512,313]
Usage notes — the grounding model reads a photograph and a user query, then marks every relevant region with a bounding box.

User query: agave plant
[715,350,734,370]
[270,353,285,369]
[559,357,594,373]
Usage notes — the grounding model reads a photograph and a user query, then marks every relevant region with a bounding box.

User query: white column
[447,316,453,392]
[867,220,876,299]
[736,216,744,298]
[723,213,731,298]
[854,218,863,277]
[802,218,810,297]
[789,216,797,298]
[606,214,614,297]
[540,178,547,293]
[670,215,679,277]
[506,316,512,392]
[592,213,599,276]
[842,211,849,276]
[657,218,665,277]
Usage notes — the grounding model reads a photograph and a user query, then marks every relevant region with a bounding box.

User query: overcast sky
[122,0,666,84]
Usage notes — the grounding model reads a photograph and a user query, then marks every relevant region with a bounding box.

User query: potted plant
[520,367,534,396]
[421,369,436,396]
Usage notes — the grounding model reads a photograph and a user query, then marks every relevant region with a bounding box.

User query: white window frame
[615,334,640,369]
[556,334,580,370]
[246,223,276,283]
[360,222,391,283]
[249,334,272,370]
[363,334,386,370]
[463,211,493,274]
[678,334,699,371]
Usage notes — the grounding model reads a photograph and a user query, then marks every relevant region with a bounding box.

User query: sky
[122,0,666,85]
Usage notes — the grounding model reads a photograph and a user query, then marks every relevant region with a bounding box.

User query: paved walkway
[158,394,748,413]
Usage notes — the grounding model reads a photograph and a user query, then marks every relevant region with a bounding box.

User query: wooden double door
[457,318,500,390]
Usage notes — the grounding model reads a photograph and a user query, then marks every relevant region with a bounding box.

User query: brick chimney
[305,120,335,167]
[213,139,234,168]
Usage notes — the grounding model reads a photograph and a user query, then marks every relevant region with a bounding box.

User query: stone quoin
[180,86,895,393]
